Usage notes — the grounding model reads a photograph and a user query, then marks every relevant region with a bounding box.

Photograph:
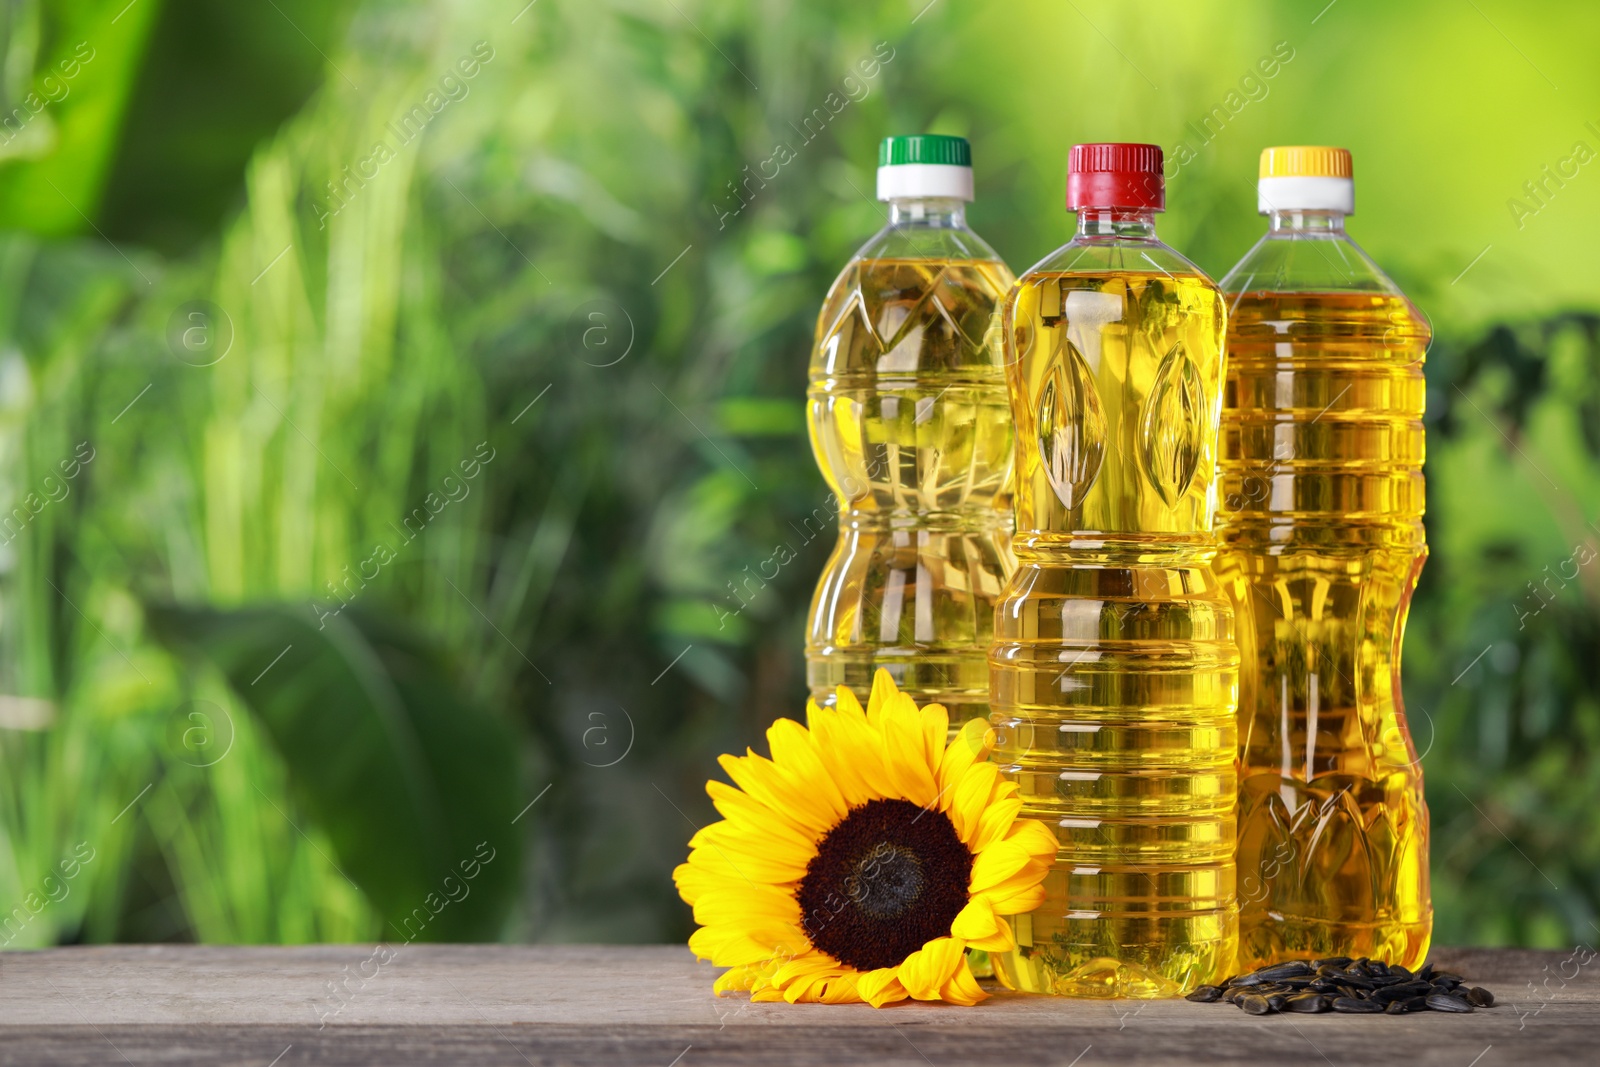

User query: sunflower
[674,670,1057,1007]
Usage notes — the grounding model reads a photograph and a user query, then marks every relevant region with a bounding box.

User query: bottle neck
[1074,208,1158,241]
[1268,209,1347,235]
[887,197,967,228]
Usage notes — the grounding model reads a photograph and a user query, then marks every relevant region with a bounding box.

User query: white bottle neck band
[877,164,974,202]
[1258,175,1354,215]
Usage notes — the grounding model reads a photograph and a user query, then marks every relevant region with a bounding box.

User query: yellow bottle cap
[1259,146,1353,179]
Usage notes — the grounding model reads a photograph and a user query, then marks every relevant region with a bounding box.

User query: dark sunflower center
[796,798,972,972]
[847,844,924,919]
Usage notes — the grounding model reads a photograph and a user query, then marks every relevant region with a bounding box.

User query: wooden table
[0,944,1591,1065]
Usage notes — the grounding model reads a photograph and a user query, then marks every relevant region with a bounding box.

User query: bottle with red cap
[988,143,1239,996]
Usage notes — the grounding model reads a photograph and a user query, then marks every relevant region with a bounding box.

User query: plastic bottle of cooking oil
[806,135,1016,737]
[1218,147,1431,971]
[989,143,1238,997]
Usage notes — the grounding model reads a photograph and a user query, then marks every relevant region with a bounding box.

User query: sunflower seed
[1240,994,1273,1015]
[1372,981,1431,1004]
[1426,992,1475,1013]
[1333,996,1384,1013]
[1198,959,1495,1019]
[1386,996,1430,1014]
[1285,993,1331,1013]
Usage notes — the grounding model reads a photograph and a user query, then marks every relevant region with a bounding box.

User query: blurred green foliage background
[0,0,1596,952]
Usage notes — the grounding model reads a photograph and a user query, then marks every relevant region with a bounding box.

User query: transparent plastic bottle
[806,135,1016,736]
[1217,146,1431,971]
[990,143,1239,997]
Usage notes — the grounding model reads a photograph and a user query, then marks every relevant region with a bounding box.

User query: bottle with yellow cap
[1217,146,1431,970]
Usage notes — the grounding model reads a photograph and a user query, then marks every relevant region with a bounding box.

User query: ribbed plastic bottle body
[1217,216,1432,970]
[989,218,1239,998]
[806,200,1017,735]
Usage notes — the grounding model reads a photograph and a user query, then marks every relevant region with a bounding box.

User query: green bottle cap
[876,135,974,201]
[878,134,972,168]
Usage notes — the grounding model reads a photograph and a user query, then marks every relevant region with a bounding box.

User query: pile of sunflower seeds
[1185,958,1496,1015]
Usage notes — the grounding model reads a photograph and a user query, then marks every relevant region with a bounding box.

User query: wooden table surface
[0,944,1591,1065]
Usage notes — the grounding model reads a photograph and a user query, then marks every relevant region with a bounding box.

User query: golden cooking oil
[806,137,1017,736]
[1218,146,1431,971]
[989,144,1238,998]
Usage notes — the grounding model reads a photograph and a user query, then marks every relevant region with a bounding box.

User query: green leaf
[0,0,165,234]
[145,601,523,941]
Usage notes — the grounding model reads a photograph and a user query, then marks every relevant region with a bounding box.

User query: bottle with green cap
[805,134,1016,739]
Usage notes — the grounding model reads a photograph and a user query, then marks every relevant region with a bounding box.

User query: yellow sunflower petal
[967,796,1024,855]
[970,838,1038,894]
[769,951,855,1004]
[937,717,994,805]
[835,684,865,719]
[919,702,949,774]
[672,860,713,906]
[689,821,814,876]
[878,699,938,807]
[982,878,1049,917]
[1005,816,1061,863]
[691,885,803,929]
[950,897,1015,953]
[857,966,910,1007]
[718,749,834,835]
[837,701,903,800]
[866,668,898,724]
[946,761,1002,844]
[682,838,806,886]
[971,818,1057,915]
[939,959,989,1006]
[770,951,842,987]
[706,778,816,845]
[897,935,966,1000]
[970,849,1053,915]
[713,965,761,995]
[766,718,849,824]
[689,921,808,967]
[806,702,885,807]
[815,970,863,1004]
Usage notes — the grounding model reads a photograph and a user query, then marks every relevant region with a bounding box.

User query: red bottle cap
[1067,143,1165,212]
